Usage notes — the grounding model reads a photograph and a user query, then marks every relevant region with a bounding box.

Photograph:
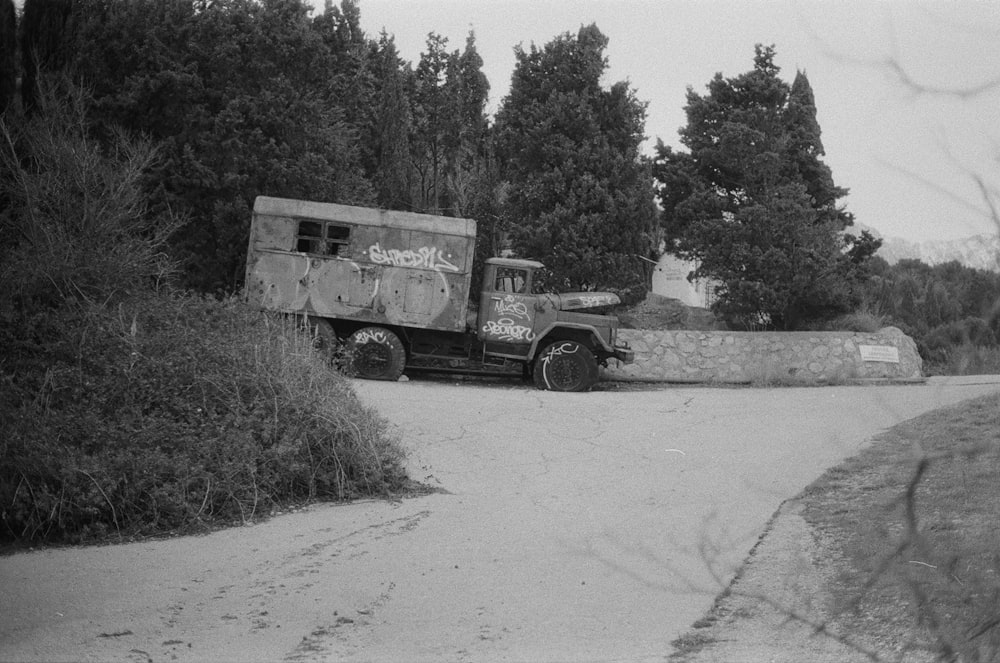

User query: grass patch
[800,392,1000,661]
[669,631,717,659]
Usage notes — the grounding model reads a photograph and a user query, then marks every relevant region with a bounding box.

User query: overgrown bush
[0,80,177,307]
[924,317,996,352]
[0,80,407,546]
[923,343,1000,377]
[858,257,1000,375]
[815,309,888,333]
[1,292,407,544]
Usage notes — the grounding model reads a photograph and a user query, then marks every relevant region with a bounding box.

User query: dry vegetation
[801,392,1000,661]
[0,81,408,547]
[670,392,1000,662]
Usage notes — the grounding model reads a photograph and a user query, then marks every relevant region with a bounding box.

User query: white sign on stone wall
[859,345,900,363]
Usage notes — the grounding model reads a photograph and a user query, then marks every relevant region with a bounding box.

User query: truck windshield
[494,267,528,294]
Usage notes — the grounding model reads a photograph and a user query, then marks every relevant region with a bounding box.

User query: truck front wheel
[533,340,598,392]
[347,327,406,381]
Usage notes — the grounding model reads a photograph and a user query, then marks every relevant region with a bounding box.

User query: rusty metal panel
[246,251,352,317]
[348,263,380,308]
[374,268,469,329]
[251,213,297,252]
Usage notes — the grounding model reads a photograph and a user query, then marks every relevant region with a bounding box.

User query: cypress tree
[373,33,412,210]
[493,24,657,300]
[785,70,848,221]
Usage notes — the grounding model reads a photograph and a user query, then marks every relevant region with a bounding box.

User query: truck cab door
[478,266,537,351]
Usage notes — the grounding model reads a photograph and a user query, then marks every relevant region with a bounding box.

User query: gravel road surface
[3,375,999,662]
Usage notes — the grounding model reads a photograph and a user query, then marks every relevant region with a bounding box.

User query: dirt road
[3,376,999,662]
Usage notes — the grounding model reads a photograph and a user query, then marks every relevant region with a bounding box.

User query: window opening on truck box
[294,218,351,256]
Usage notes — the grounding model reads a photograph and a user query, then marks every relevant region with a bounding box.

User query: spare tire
[533,340,598,392]
[347,327,406,381]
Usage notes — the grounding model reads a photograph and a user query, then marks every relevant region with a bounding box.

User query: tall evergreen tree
[444,31,490,218]
[785,70,846,216]
[493,24,657,300]
[411,32,453,213]
[653,45,880,329]
[0,0,15,113]
[314,0,379,182]
[406,31,490,217]
[372,33,411,210]
[452,33,489,156]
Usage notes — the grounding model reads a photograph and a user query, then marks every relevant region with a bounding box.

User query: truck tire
[347,327,406,381]
[533,340,599,392]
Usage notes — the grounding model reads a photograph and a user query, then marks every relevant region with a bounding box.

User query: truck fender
[527,322,613,359]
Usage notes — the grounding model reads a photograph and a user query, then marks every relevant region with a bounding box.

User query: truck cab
[246,196,632,391]
[476,258,632,389]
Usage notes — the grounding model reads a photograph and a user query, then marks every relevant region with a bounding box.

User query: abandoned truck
[245,196,634,391]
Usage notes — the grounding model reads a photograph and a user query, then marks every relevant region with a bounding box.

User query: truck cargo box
[246,196,477,332]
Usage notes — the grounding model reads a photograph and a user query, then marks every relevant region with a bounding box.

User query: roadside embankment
[604,327,923,384]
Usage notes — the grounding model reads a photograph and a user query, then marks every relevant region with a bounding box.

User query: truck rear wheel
[533,340,598,392]
[347,327,406,381]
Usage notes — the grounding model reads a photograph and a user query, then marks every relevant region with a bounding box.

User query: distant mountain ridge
[876,233,1000,272]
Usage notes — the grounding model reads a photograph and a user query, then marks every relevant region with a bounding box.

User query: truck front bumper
[612,344,634,364]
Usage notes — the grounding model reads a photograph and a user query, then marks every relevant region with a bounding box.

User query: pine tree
[653,45,880,329]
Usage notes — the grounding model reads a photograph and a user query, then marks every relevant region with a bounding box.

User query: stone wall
[603,327,923,384]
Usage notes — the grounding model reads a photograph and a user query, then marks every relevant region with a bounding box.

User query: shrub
[925,317,995,351]
[923,343,1000,377]
[1,292,407,544]
[0,77,408,547]
[817,309,887,333]
[0,78,178,308]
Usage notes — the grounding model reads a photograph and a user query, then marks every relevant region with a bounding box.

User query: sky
[342,0,1000,243]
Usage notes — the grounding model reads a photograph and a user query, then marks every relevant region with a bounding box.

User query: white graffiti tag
[540,341,578,366]
[482,318,535,342]
[577,295,608,308]
[564,294,616,308]
[354,328,388,345]
[493,295,528,319]
[368,243,459,272]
